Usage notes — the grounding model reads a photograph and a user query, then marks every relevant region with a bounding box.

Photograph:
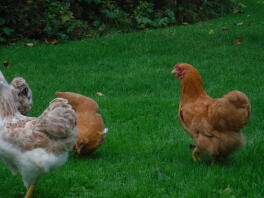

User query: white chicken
[0,71,77,198]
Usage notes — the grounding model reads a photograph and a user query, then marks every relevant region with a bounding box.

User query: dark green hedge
[0,0,238,44]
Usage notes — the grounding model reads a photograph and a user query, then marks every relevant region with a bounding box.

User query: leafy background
[1,0,264,198]
[0,0,238,43]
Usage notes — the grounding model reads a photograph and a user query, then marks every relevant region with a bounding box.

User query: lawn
[0,0,264,197]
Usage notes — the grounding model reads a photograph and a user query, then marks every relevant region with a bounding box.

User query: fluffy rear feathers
[208,91,251,131]
[36,98,77,139]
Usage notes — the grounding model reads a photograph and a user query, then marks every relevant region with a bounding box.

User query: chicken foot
[192,147,201,162]
[75,144,85,155]
[24,184,35,198]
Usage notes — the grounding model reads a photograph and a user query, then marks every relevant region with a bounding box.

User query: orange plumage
[172,63,251,163]
[55,92,107,156]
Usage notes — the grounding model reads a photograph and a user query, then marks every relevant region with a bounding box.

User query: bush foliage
[0,0,238,43]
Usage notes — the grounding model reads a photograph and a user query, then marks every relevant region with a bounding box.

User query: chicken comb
[175,62,185,69]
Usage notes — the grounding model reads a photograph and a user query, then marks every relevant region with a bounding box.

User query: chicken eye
[19,87,28,96]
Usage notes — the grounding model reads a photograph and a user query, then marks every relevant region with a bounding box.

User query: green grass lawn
[0,0,264,197]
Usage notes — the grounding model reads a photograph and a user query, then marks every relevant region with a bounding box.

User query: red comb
[175,62,184,68]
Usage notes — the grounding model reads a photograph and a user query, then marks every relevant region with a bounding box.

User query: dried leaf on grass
[235,22,244,26]
[45,39,59,45]
[25,43,34,47]
[233,39,243,45]
[221,27,230,31]
[219,187,233,195]
[96,92,104,96]
[208,29,214,35]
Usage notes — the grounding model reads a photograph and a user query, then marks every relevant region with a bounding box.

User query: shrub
[0,0,87,43]
[0,0,238,44]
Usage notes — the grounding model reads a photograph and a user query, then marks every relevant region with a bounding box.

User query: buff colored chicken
[171,63,251,163]
[55,92,107,156]
[0,71,77,198]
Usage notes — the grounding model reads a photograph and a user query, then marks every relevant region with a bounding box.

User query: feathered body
[10,77,32,115]
[0,71,77,197]
[172,63,251,162]
[56,92,107,156]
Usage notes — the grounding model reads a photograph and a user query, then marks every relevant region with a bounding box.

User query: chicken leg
[74,144,84,155]
[25,185,35,198]
[192,147,201,162]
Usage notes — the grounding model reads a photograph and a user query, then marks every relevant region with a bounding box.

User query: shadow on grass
[69,151,104,161]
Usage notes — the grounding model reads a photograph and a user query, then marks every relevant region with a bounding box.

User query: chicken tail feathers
[209,91,251,131]
[36,98,77,139]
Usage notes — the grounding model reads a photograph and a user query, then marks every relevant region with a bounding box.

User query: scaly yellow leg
[25,184,35,198]
[75,144,84,155]
[192,147,201,162]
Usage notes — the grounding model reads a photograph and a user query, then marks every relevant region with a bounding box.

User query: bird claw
[74,144,84,155]
[75,146,81,155]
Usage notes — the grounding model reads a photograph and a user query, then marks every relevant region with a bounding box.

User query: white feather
[103,128,109,134]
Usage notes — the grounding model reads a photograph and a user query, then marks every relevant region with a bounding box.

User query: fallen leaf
[3,61,10,68]
[25,43,34,47]
[208,29,214,35]
[221,26,230,31]
[96,92,104,96]
[235,22,243,26]
[49,39,59,45]
[233,39,243,45]
[222,187,233,195]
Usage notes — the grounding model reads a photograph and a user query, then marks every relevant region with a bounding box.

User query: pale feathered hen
[0,71,77,198]
[171,63,251,163]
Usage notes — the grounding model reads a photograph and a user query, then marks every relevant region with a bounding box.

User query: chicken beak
[171,68,177,75]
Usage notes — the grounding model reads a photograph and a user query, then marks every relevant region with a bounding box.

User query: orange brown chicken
[171,63,251,163]
[55,92,107,156]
